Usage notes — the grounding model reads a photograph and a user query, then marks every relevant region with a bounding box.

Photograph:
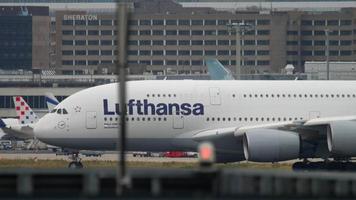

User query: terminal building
[0,0,355,75]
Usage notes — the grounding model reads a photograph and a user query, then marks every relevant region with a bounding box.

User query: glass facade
[0,16,32,70]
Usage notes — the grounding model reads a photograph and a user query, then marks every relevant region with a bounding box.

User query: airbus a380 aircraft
[34,80,356,169]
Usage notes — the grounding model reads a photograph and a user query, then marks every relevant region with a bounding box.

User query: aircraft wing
[193,115,356,142]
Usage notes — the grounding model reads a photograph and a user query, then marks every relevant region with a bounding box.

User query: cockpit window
[57,109,62,114]
[51,109,57,113]
[62,109,68,115]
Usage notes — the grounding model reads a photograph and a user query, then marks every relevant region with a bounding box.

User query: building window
[75,40,86,45]
[88,60,99,65]
[128,40,138,45]
[179,40,190,45]
[314,51,325,56]
[257,30,270,35]
[301,20,312,26]
[340,50,352,56]
[166,30,177,35]
[88,30,99,35]
[327,20,339,26]
[128,20,138,26]
[257,40,269,45]
[140,20,151,26]
[178,30,190,35]
[178,50,190,56]
[218,30,228,35]
[192,60,203,65]
[244,50,255,56]
[101,20,112,26]
[75,60,86,65]
[301,40,313,46]
[166,40,177,45]
[205,40,216,45]
[329,40,339,46]
[192,20,203,25]
[75,30,86,35]
[314,30,325,36]
[301,31,312,36]
[62,30,73,35]
[101,50,112,56]
[62,20,73,26]
[314,20,325,26]
[152,30,163,35]
[192,40,203,45]
[314,40,325,46]
[178,60,190,65]
[100,30,112,35]
[329,50,339,56]
[192,50,203,56]
[340,20,352,26]
[244,40,255,45]
[257,50,269,55]
[257,19,270,25]
[218,20,228,25]
[75,20,86,25]
[178,20,190,26]
[128,50,138,56]
[218,40,229,45]
[340,30,352,35]
[192,30,203,35]
[257,60,270,65]
[205,20,216,26]
[301,51,312,56]
[62,40,73,45]
[128,30,138,35]
[152,60,164,65]
[139,30,151,35]
[217,50,229,55]
[152,50,164,56]
[166,20,177,25]
[205,50,216,56]
[88,40,99,45]
[88,50,99,55]
[244,60,255,66]
[152,40,164,45]
[166,50,177,56]
[205,30,216,35]
[101,40,112,45]
[62,60,73,65]
[75,50,86,56]
[152,19,164,25]
[139,40,151,45]
[166,60,177,65]
[287,51,298,56]
[140,50,151,56]
[340,40,352,46]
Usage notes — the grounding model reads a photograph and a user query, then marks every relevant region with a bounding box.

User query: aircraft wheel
[68,161,83,169]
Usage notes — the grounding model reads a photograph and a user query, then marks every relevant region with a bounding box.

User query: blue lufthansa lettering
[103,99,204,116]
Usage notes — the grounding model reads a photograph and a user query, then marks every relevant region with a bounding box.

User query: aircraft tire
[68,161,83,169]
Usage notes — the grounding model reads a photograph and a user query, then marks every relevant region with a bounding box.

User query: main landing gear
[68,152,83,169]
[292,159,356,171]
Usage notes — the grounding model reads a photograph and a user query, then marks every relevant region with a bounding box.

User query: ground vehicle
[81,150,103,157]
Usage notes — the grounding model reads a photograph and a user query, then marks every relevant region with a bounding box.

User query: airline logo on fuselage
[103,99,204,116]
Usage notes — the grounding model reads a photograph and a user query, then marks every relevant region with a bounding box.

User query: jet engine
[327,121,356,156]
[242,129,300,162]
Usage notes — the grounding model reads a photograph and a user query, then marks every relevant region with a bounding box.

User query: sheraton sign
[63,15,98,21]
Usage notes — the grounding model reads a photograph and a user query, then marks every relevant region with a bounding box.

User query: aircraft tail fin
[206,58,235,80]
[45,92,59,112]
[13,96,39,125]
[0,119,6,128]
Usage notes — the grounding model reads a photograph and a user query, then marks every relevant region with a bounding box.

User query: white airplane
[0,94,59,140]
[34,80,356,169]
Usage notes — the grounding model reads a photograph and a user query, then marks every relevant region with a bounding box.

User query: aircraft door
[209,87,221,105]
[86,111,97,129]
[309,111,321,120]
[173,115,184,129]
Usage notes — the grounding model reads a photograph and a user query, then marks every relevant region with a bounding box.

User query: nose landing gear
[68,152,83,169]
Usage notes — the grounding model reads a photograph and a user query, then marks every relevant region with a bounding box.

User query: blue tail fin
[206,58,235,80]
[45,93,59,112]
[0,119,6,128]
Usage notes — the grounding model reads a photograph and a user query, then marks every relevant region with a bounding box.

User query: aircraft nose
[34,115,52,141]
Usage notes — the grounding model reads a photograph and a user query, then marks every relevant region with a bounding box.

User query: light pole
[227,22,254,79]
[325,29,330,80]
